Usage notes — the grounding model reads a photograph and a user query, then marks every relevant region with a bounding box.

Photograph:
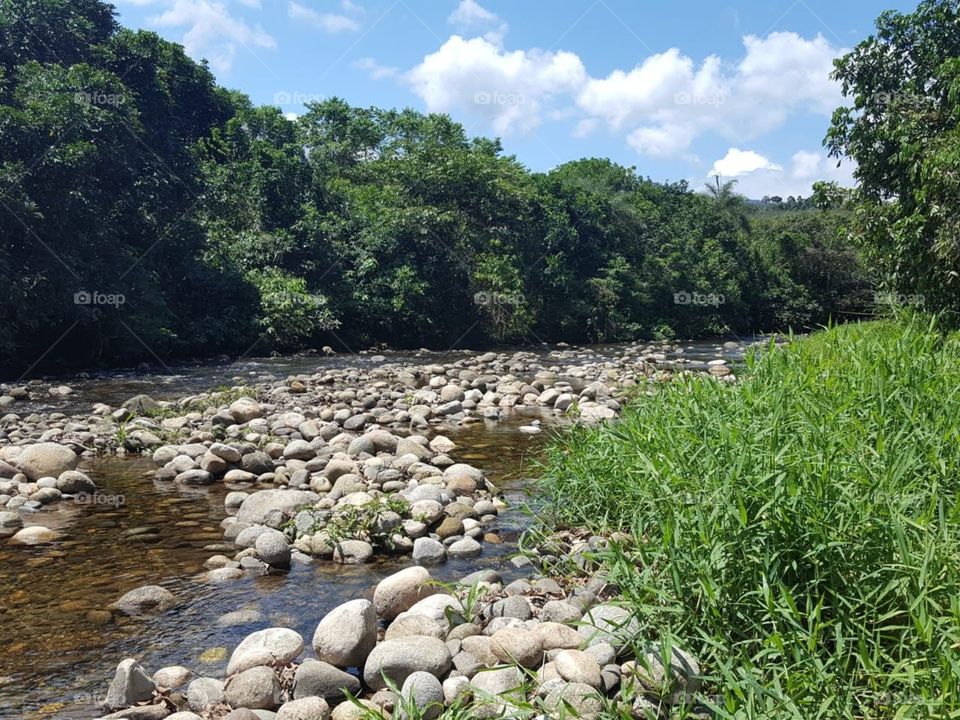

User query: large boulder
[103,658,156,710]
[312,599,377,668]
[373,566,434,621]
[227,627,305,675]
[362,636,452,691]
[236,489,320,525]
[14,442,78,481]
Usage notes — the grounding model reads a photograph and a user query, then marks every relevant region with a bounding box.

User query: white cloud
[447,0,507,45]
[709,148,782,177]
[404,28,845,159]
[706,148,855,198]
[288,1,361,33]
[354,57,400,80]
[408,35,586,135]
[147,0,275,74]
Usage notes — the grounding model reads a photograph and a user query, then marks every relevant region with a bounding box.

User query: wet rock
[291,659,360,703]
[10,525,60,545]
[103,658,156,710]
[56,469,95,494]
[255,528,292,569]
[374,566,434,621]
[362,636,452,691]
[109,585,176,617]
[312,599,377,668]
[227,627,304,675]
[224,665,281,710]
[333,539,373,564]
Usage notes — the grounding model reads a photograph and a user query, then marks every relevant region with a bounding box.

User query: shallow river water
[0,340,750,718]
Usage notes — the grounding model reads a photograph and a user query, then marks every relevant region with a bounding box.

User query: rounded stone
[362,636,452,691]
[373,566,434,621]
[224,665,281,710]
[399,671,443,720]
[227,627,305,675]
[277,696,331,720]
[312,598,377,668]
[555,650,603,688]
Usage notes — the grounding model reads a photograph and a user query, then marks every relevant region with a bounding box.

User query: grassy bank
[539,319,960,718]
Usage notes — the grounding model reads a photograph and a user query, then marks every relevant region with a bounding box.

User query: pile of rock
[0,442,97,542]
[98,566,702,720]
[149,427,506,572]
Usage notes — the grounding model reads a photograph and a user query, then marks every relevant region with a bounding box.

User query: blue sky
[113,0,913,198]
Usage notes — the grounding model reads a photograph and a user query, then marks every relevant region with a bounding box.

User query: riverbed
[0,339,749,718]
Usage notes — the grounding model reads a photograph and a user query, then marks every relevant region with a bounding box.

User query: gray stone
[412,537,446,565]
[312,599,377,668]
[579,604,640,651]
[109,585,176,617]
[56,470,95,494]
[186,677,224,711]
[555,650,602,688]
[153,665,192,689]
[227,627,304,675]
[543,682,603,720]
[276,696,330,720]
[14,443,78,481]
[225,665,281,710]
[237,489,320,525]
[399,671,443,720]
[103,658,156,710]
[373,566,434,621]
[447,536,482,558]
[362,636,452,691]
[255,528,292,569]
[292,659,360,702]
[490,627,542,668]
[332,540,374,564]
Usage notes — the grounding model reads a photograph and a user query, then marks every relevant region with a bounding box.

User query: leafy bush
[539,319,960,717]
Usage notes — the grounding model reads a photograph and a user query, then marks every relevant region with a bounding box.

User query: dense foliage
[0,0,872,374]
[540,319,960,718]
[827,0,960,323]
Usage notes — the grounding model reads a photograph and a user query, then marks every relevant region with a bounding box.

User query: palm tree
[705,175,749,230]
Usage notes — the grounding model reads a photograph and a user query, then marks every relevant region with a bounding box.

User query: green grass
[538,318,960,719]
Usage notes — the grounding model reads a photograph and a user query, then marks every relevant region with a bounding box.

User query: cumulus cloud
[709,148,782,177]
[408,35,586,135]
[707,148,856,198]
[288,1,361,34]
[404,27,845,158]
[147,0,275,74]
